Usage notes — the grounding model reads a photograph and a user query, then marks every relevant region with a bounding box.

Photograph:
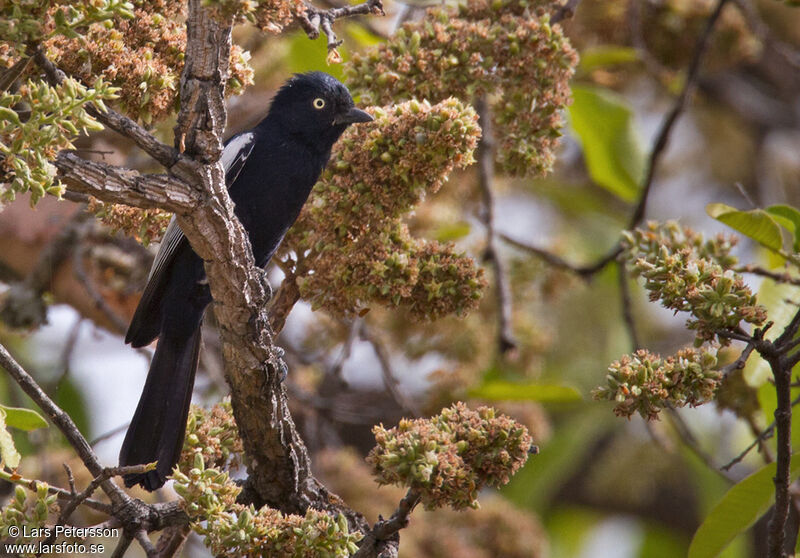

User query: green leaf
[346,24,384,47]
[568,85,645,202]
[578,45,639,72]
[706,203,784,253]
[433,221,471,242]
[766,204,800,251]
[286,30,346,81]
[688,455,800,558]
[503,406,613,511]
[638,525,689,558]
[0,106,21,126]
[469,380,582,402]
[0,410,21,469]
[0,404,47,431]
[744,279,800,387]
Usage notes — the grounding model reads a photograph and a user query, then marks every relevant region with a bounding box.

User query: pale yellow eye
[313,98,325,109]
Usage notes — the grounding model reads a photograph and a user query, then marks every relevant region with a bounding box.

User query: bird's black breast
[228,127,328,267]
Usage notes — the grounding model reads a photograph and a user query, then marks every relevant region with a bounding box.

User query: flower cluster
[44,0,255,124]
[0,77,116,202]
[345,0,577,176]
[0,484,58,542]
[621,221,766,343]
[281,98,486,321]
[202,0,305,32]
[177,400,244,474]
[87,198,170,246]
[367,402,532,510]
[593,348,721,420]
[0,1,135,47]
[316,448,549,558]
[172,453,361,557]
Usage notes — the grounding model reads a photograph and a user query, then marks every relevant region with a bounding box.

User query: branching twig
[667,408,734,483]
[0,343,129,506]
[475,96,516,355]
[503,0,730,283]
[617,263,640,350]
[0,210,89,329]
[297,0,385,55]
[360,323,422,418]
[628,0,730,229]
[0,469,111,514]
[353,488,421,558]
[551,0,581,24]
[73,240,130,334]
[49,464,153,541]
[736,265,800,287]
[30,46,179,169]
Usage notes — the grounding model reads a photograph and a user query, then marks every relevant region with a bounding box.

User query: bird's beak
[334,107,373,125]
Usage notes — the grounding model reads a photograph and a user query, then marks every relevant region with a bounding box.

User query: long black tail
[119,326,202,490]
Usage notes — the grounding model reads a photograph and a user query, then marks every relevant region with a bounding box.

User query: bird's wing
[222,131,256,186]
[125,131,257,346]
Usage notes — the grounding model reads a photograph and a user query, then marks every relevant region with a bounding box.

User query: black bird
[120,72,372,490]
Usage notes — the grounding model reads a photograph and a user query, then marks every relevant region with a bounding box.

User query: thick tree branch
[55,152,199,212]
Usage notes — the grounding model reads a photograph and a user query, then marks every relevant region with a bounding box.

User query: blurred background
[1,0,800,556]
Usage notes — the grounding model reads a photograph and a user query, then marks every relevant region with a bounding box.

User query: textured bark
[56,153,197,212]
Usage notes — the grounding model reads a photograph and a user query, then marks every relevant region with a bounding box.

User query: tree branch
[476,96,516,355]
[297,0,385,54]
[627,0,730,229]
[0,343,129,507]
[55,152,199,212]
[353,488,421,558]
[29,46,180,169]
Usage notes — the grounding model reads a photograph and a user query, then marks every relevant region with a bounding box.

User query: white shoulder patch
[221,132,255,173]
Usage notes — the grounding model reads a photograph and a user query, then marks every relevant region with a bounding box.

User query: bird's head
[267,72,373,151]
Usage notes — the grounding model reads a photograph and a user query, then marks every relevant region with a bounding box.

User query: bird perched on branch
[119,72,373,490]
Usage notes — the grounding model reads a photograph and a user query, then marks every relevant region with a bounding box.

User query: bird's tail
[119,326,202,490]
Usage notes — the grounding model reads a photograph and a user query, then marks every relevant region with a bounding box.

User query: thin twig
[47,464,153,546]
[353,488,421,558]
[329,318,361,383]
[506,0,730,282]
[732,0,800,69]
[721,422,776,471]
[617,263,640,350]
[0,469,111,514]
[30,46,179,169]
[736,265,800,287]
[0,343,130,507]
[667,408,734,483]
[628,0,731,228]
[54,317,83,386]
[110,534,133,558]
[90,422,130,447]
[475,96,516,354]
[551,0,581,24]
[360,323,422,418]
[297,0,385,54]
[72,241,130,335]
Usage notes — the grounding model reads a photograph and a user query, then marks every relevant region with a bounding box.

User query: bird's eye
[313,98,326,110]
